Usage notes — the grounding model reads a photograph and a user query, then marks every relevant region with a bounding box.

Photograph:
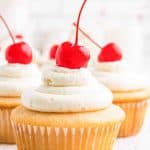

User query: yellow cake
[11,65,125,150]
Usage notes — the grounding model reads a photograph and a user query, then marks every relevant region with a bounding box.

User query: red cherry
[49,44,59,59]
[0,16,32,64]
[55,0,89,69]
[56,42,90,69]
[98,43,122,62]
[72,24,123,63]
[5,42,32,64]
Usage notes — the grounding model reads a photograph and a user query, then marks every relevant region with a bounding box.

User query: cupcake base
[0,97,20,143]
[114,99,148,137]
[11,105,125,150]
[0,108,15,143]
[12,124,120,150]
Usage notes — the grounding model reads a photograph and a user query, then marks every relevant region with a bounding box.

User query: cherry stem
[0,15,15,44]
[75,0,87,45]
[73,22,102,49]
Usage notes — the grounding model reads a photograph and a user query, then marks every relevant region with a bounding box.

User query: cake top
[21,0,113,113]
[22,66,112,112]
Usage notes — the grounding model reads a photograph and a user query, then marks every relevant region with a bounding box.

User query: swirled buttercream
[22,66,112,112]
[0,64,40,96]
[92,61,148,91]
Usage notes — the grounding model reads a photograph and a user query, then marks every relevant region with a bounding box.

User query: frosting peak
[42,66,92,86]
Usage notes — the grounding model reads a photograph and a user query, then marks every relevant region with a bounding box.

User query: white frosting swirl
[92,61,148,91]
[22,66,112,112]
[94,61,123,72]
[0,64,40,96]
[42,66,91,86]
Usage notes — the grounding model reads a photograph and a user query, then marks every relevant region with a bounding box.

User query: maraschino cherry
[98,43,122,62]
[73,23,122,62]
[56,0,90,69]
[0,15,32,64]
[49,44,59,60]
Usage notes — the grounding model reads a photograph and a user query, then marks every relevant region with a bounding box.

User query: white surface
[0,103,150,150]
[0,145,16,150]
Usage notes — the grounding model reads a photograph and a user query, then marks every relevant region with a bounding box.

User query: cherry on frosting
[98,43,122,62]
[49,44,59,60]
[56,42,90,68]
[0,15,32,64]
[73,23,122,62]
[6,42,32,64]
[56,0,90,69]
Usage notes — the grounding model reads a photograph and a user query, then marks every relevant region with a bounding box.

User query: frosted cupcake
[0,16,40,143]
[92,43,149,137]
[11,1,125,149]
[11,59,125,150]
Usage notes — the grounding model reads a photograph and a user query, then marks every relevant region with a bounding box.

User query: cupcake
[11,1,125,149]
[91,43,149,137]
[0,16,40,143]
[11,63,125,150]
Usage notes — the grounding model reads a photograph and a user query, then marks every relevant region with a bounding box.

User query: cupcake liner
[114,100,148,137]
[0,108,15,143]
[12,122,121,150]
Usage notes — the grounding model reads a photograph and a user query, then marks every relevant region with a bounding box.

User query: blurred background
[0,0,150,73]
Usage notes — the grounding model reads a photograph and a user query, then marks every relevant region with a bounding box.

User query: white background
[1,0,150,71]
[0,0,150,149]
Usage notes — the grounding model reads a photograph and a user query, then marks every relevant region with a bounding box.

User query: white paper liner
[0,108,15,143]
[12,122,121,150]
[115,100,148,137]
